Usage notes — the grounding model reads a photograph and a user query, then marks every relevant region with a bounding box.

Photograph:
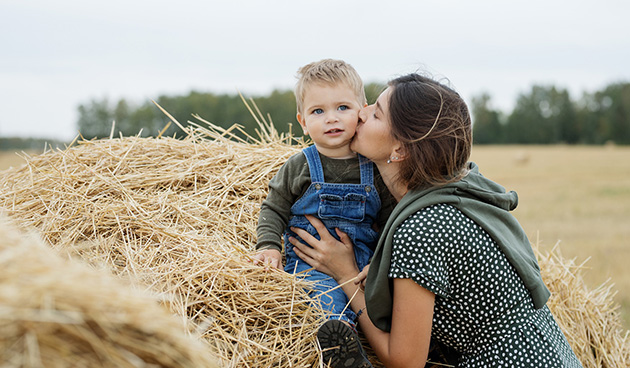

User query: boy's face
[297,83,362,159]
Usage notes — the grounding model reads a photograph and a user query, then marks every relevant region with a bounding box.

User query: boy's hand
[253,249,283,270]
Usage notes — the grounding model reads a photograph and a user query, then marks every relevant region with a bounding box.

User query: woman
[290,73,582,367]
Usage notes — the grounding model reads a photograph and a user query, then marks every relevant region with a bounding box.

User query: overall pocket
[318,193,366,222]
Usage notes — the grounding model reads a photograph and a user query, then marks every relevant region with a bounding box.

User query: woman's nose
[358,107,367,123]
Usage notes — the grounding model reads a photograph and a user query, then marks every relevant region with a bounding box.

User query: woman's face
[351,87,400,164]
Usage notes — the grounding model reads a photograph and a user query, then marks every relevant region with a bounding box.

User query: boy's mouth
[325,128,343,134]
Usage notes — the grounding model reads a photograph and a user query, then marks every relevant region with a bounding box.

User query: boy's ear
[296,113,309,135]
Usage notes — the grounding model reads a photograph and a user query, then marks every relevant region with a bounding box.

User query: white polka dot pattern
[388,204,582,367]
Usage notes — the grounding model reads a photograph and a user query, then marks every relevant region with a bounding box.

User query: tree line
[76,81,630,145]
[0,137,66,151]
[472,82,630,144]
[76,83,387,141]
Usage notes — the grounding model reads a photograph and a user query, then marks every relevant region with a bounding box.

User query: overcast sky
[2,0,628,141]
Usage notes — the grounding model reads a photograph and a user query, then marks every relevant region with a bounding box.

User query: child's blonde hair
[295,59,366,115]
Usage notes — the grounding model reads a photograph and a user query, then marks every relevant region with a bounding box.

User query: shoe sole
[317,320,373,368]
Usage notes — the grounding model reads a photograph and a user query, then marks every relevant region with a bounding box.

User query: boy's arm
[256,153,310,252]
[256,201,289,253]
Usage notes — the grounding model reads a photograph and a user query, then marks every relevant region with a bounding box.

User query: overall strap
[302,145,325,183]
[358,154,374,185]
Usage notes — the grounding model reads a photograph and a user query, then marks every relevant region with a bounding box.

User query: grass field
[0,150,33,172]
[1,145,628,330]
[469,145,630,330]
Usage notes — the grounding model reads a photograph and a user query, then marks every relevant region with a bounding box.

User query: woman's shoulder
[393,204,461,250]
[400,203,463,229]
[395,203,499,264]
[393,204,476,253]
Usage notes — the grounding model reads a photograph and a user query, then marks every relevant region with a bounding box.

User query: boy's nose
[325,111,339,123]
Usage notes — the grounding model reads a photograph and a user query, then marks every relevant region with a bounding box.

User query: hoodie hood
[454,162,519,212]
[364,162,550,333]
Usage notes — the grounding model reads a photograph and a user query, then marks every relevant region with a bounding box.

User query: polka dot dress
[389,204,582,367]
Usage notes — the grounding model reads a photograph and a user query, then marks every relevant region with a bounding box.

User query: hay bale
[0,118,326,367]
[0,113,627,367]
[536,244,630,367]
[0,214,219,368]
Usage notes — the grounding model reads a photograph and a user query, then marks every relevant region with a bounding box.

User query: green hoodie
[364,162,551,332]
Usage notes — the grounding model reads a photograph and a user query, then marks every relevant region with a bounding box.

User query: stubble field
[469,144,630,329]
[1,145,629,330]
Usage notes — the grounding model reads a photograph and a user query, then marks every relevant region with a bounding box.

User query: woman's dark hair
[388,73,472,190]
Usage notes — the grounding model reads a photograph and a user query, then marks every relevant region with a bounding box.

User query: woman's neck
[375,163,408,202]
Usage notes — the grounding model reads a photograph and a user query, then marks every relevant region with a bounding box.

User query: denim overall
[284,145,381,325]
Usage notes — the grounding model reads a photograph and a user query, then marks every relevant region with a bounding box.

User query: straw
[0,213,219,368]
[0,110,627,367]
[535,241,630,367]
[0,114,329,367]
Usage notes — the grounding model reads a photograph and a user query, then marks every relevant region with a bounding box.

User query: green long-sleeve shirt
[256,150,396,252]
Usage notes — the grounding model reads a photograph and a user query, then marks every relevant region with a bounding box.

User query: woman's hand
[288,215,360,284]
[356,264,370,290]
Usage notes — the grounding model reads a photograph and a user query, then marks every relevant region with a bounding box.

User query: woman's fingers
[290,216,361,282]
[304,215,335,240]
[334,227,353,248]
[288,233,312,254]
[290,238,313,260]
[355,264,370,289]
[290,225,319,248]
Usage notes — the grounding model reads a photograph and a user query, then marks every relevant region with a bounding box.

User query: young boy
[254,59,394,331]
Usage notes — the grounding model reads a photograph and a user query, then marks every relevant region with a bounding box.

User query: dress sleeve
[388,205,452,299]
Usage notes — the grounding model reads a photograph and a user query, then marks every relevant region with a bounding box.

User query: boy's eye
[338,105,349,111]
[313,108,324,114]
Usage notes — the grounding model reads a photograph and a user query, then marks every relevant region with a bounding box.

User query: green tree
[505,85,575,144]
[575,92,602,144]
[365,82,386,104]
[112,99,132,137]
[75,81,630,145]
[600,83,630,144]
[554,89,579,144]
[471,93,503,144]
[575,83,630,144]
[129,103,162,137]
[77,98,115,138]
[254,89,297,136]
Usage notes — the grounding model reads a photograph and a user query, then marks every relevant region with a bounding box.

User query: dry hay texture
[535,245,630,367]
[0,109,628,367]
[0,214,219,368]
[0,115,327,368]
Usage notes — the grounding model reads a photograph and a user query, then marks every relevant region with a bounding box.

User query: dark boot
[317,320,373,368]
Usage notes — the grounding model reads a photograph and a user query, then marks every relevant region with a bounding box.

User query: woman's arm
[290,215,434,368]
[386,278,434,367]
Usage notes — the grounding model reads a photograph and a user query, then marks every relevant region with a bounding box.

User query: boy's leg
[293,267,357,324]
[317,320,373,368]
